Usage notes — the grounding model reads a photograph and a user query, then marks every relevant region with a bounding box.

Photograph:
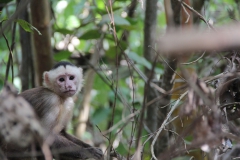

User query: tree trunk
[193,0,206,24]
[154,0,181,156]
[30,0,53,86]
[19,2,34,91]
[143,0,159,154]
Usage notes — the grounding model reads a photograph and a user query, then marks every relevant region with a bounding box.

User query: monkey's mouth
[64,90,76,95]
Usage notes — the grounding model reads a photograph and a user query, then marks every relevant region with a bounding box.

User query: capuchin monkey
[18,61,103,160]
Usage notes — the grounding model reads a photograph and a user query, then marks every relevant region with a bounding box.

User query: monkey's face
[56,74,78,97]
[43,64,83,98]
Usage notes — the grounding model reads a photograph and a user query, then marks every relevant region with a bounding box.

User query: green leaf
[127,51,152,69]
[105,41,127,59]
[0,78,3,90]
[119,41,127,51]
[54,50,72,61]
[92,75,110,105]
[100,14,130,26]
[115,143,127,155]
[66,15,80,29]
[79,29,101,40]
[91,107,111,125]
[116,25,137,31]
[111,66,132,80]
[115,0,130,2]
[16,19,41,35]
[0,17,7,24]
[223,0,234,4]
[113,15,130,26]
[55,28,74,34]
[105,46,117,59]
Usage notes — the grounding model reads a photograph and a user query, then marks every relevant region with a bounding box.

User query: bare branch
[158,23,240,54]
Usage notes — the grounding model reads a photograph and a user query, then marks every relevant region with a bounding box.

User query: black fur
[52,61,74,70]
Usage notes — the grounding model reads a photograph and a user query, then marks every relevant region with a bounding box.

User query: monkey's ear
[77,67,84,92]
[79,67,83,75]
[43,72,51,88]
[78,67,83,82]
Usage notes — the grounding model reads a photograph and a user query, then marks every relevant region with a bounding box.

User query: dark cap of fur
[52,61,75,70]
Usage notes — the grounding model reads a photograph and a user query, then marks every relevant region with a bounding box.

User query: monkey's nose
[66,85,72,89]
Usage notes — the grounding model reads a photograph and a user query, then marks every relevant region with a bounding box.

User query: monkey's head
[43,61,83,98]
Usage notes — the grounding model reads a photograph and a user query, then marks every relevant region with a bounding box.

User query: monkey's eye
[59,78,65,82]
[69,76,75,80]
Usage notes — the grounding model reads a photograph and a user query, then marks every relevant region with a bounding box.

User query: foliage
[16,19,41,35]
[1,0,240,159]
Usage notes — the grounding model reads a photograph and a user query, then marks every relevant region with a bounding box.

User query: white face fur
[43,64,83,98]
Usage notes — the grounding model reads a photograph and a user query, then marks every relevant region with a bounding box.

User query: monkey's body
[21,87,73,134]
[21,87,100,160]
[1,62,103,160]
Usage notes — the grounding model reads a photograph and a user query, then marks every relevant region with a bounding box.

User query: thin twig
[165,115,179,126]
[220,102,240,109]
[181,51,206,65]
[102,110,140,135]
[181,3,190,23]
[104,3,119,156]
[178,0,212,29]
[164,128,189,154]
[1,21,14,85]
[151,91,188,160]
[204,72,235,83]
[136,54,158,150]
[123,53,167,94]
[150,46,187,82]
